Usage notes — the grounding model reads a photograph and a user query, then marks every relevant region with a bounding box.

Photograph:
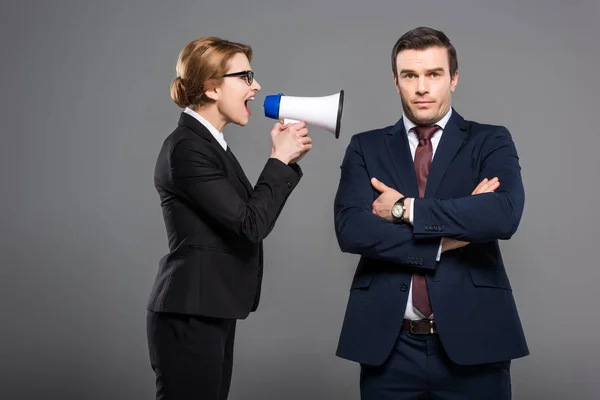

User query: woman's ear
[203,79,220,101]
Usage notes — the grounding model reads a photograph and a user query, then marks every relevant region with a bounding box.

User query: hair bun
[170,76,189,108]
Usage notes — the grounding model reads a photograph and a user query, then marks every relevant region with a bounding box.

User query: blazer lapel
[226,146,253,196]
[424,109,468,197]
[384,118,419,198]
[178,112,253,196]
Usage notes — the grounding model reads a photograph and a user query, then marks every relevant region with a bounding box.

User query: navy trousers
[360,330,511,400]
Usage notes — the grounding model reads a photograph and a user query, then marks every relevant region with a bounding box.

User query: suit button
[401,284,408,292]
[287,181,292,188]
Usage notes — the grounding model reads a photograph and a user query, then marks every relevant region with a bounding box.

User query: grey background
[2,0,598,399]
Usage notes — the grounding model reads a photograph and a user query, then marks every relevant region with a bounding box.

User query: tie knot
[413,125,439,141]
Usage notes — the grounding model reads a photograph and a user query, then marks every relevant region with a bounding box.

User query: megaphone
[263,90,344,138]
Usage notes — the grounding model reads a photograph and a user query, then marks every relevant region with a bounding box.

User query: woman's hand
[270,121,312,164]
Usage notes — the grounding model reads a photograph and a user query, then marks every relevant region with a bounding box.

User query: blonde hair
[170,37,253,108]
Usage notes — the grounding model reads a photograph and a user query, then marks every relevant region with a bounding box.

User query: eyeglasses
[222,70,254,85]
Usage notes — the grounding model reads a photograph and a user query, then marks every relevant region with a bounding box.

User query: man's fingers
[472,177,499,195]
[471,178,489,195]
[480,178,500,193]
[371,177,388,192]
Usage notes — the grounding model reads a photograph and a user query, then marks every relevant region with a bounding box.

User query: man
[334,26,528,399]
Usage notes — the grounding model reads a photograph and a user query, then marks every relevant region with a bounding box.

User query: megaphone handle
[282,118,301,125]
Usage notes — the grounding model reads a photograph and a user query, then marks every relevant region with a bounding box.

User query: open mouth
[245,96,254,115]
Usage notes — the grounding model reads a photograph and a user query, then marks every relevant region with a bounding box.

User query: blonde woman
[146,37,312,399]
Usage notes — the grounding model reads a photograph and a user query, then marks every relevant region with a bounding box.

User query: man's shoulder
[349,124,396,143]
[457,113,513,145]
[457,111,509,133]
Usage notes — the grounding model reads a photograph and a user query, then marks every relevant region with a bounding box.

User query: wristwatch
[391,197,407,224]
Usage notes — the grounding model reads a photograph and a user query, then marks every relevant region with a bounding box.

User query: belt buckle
[409,319,435,334]
[409,320,417,334]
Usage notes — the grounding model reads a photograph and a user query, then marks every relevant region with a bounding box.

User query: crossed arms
[333,127,524,270]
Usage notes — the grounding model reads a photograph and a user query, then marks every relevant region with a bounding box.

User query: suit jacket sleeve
[170,139,302,244]
[334,135,440,270]
[413,126,525,242]
[263,162,303,237]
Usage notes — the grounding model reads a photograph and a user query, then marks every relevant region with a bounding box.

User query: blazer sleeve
[170,138,302,244]
[413,126,525,242]
[334,135,441,270]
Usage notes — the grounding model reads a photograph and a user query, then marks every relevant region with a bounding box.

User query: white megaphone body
[263,90,344,138]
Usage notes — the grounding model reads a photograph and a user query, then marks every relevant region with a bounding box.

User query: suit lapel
[384,119,419,197]
[178,112,253,196]
[424,110,468,197]
[226,146,253,196]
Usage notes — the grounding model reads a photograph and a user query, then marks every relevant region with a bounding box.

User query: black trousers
[147,310,237,400]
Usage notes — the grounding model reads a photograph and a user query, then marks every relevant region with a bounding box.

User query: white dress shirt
[402,108,452,320]
[184,107,228,151]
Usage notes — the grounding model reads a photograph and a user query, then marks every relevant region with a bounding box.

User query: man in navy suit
[334,26,528,399]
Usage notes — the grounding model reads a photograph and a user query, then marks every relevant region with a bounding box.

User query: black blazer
[147,113,302,319]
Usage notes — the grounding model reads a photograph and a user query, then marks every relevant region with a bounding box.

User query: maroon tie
[412,125,439,318]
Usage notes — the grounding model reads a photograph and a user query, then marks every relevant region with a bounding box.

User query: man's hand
[471,177,500,196]
[370,177,403,221]
[442,177,501,252]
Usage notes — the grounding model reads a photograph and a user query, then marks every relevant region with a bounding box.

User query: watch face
[392,204,403,218]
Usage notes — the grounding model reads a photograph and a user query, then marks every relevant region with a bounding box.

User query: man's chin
[409,111,436,125]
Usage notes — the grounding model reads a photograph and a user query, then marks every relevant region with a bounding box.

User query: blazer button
[401,284,408,292]
[287,181,292,188]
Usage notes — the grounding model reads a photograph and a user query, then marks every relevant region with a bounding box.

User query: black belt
[402,318,438,334]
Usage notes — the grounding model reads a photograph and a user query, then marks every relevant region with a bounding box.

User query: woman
[146,37,312,400]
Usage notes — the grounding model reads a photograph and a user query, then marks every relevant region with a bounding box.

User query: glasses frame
[222,70,254,85]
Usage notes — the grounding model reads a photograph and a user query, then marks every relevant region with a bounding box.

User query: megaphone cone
[263,90,344,138]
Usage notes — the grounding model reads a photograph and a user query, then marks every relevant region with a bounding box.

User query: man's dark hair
[391,27,458,79]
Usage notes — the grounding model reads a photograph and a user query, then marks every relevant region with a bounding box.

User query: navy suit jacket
[334,109,529,366]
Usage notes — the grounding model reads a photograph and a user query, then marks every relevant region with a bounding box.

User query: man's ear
[393,73,400,94]
[450,70,459,93]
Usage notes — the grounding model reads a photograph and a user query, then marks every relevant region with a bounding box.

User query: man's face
[394,46,458,126]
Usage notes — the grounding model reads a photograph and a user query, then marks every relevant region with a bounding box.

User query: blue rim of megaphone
[335,89,344,139]
[263,93,282,120]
